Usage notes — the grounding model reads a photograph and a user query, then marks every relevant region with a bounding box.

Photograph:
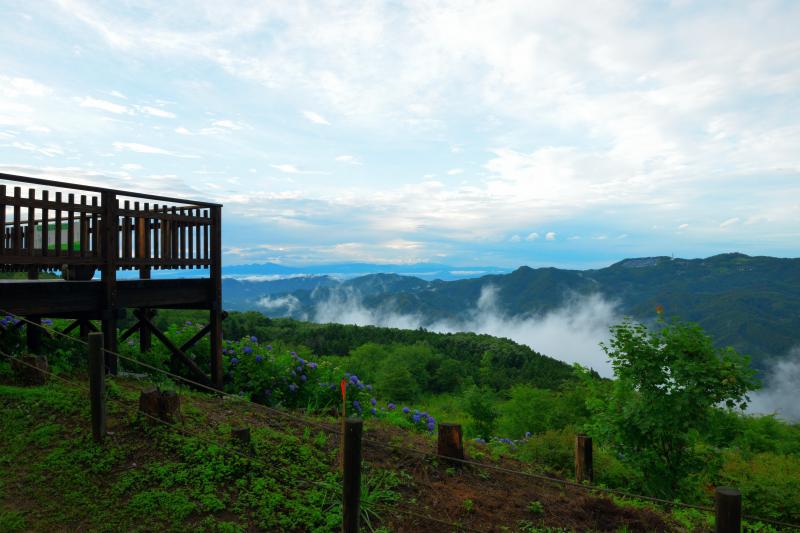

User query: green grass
[0,381,404,532]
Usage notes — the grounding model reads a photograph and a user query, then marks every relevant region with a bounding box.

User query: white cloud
[78,96,130,114]
[136,105,176,118]
[211,119,243,130]
[335,155,361,165]
[0,76,51,97]
[121,163,142,170]
[112,142,198,158]
[302,110,331,126]
[509,234,521,242]
[271,163,300,174]
[545,231,556,241]
[447,168,464,175]
[748,347,800,422]
[526,232,539,240]
[110,90,127,99]
[720,217,740,228]
[678,223,689,230]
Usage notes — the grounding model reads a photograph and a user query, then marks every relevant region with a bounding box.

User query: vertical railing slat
[91,196,99,256]
[0,184,6,257]
[67,193,75,258]
[41,190,49,257]
[13,187,21,256]
[26,188,35,256]
[54,192,62,257]
[80,195,88,258]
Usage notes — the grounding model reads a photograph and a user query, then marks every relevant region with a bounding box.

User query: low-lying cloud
[312,285,619,377]
[747,347,800,422]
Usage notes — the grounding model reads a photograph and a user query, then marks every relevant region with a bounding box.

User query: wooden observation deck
[0,173,224,388]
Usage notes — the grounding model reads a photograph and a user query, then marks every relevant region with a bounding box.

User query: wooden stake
[715,486,741,533]
[437,423,464,461]
[342,418,362,533]
[575,434,593,483]
[88,332,106,443]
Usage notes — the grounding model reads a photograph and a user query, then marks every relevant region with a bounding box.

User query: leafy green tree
[585,318,759,496]
[464,386,498,439]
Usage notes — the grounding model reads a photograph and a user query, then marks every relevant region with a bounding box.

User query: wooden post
[715,486,741,533]
[342,418,362,533]
[138,269,152,352]
[209,205,223,389]
[231,427,253,456]
[437,423,464,461]
[101,191,118,374]
[575,434,593,483]
[25,268,42,354]
[88,332,106,443]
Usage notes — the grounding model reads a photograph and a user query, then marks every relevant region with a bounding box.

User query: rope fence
[1,311,798,531]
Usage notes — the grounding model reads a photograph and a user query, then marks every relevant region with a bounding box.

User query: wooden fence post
[88,332,106,443]
[437,423,464,461]
[342,418,363,533]
[715,486,741,533]
[575,434,593,483]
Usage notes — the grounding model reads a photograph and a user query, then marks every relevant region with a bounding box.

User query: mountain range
[222,253,800,370]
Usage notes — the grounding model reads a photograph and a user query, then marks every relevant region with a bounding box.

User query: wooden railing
[0,173,222,274]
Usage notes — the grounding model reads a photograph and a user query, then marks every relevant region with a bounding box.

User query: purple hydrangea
[296,365,303,372]
[371,408,377,415]
[370,397,377,406]
[402,407,410,414]
[290,351,296,356]
[427,420,435,431]
[250,336,258,342]
[412,414,421,423]
[298,357,305,365]
[230,357,239,366]
[388,403,396,410]
[307,362,317,370]
[353,400,362,412]
[255,355,263,363]
[243,346,253,354]
[300,374,307,382]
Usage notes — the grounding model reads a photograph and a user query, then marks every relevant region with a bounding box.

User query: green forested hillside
[238,253,800,369]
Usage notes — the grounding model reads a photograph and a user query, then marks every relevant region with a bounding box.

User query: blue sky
[1,0,799,269]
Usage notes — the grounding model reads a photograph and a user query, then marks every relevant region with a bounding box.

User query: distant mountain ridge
[223,253,800,370]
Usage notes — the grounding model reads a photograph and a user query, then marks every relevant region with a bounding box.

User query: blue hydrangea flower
[412,414,421,423]
[290,370,296,377]
[255,355,263,363]
[42,319,52,325]
[250,336,258,342]
[296,365,303,372]
[288,383,298,392]
[298,357,305,365]
[300,374,307,382]
[402,407,410,414]
[366,384,373,391]
[243,346,252,354]
[371,408,377,415]
[230,357,239,365]
[290,351,297,356]
[525,432,531,438]
[185,321,192,325]
[427,420,435,431]
[307,362,317,370]
[388,403,396,410]
[353,400,362,412]
[370,397,377,406]
[266,345,272,350]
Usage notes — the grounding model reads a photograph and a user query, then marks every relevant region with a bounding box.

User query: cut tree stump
[11,355,49,385]
[138,387,181,423]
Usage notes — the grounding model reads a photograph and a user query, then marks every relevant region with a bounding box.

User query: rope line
[2,311,799,530]
[371,502,487,533]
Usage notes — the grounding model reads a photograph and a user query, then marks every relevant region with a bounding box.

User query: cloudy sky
[1,0,799,268]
